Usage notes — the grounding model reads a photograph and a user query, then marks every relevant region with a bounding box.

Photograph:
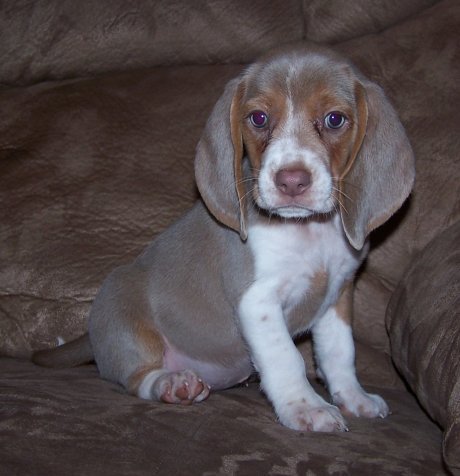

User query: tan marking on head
[239,65,366,212]
[301,82,361,178]
[240,89,288,173]
[230,83,247,238]
[339,82,368,180]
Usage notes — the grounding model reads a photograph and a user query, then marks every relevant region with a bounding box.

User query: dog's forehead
[243,51,357,104]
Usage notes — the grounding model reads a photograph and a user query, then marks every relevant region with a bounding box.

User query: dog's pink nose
[275,169,311,197]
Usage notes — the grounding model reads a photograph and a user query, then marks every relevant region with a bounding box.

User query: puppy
[33,44,415,432]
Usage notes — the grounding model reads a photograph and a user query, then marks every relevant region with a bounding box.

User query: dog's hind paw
[152,369,211,405]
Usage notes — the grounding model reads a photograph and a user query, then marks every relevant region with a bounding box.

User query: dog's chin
[258,204,335,221]
[256,196,336,220]
[273,206,315,219]
[255,188,336,220]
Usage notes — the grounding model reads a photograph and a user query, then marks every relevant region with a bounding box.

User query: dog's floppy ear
[195,78,247,240]
[340,80,415,250]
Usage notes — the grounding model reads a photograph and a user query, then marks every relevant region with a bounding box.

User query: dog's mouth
[243,161,337,220]
[260,203,336,221]
[253,183,336,219]
[271,205,318,218]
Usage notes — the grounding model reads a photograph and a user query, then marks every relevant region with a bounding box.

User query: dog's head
[195,44,415,250]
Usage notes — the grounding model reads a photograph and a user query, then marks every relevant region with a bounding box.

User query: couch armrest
[386,220,460,473]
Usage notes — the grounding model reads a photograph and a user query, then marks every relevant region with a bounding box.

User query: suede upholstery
[1,1,459,474]
[387,221,460,472]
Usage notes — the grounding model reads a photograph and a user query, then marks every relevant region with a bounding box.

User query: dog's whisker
[332,177,362,193]
[238,187,257,209]
[332,185,354,206]
[333,193,349,215]
[224,176,256,196]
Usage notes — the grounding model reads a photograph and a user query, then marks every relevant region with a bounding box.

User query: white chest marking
[237,215,364,430]
[245,215,359,325]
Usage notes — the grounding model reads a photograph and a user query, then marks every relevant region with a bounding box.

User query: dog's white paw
[333,388,389,418]
[277,399,348,432]
[152,369,211,405]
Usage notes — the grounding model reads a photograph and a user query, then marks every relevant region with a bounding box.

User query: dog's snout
[275,169,311,197]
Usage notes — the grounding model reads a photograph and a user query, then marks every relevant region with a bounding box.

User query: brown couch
[1,1,459,474]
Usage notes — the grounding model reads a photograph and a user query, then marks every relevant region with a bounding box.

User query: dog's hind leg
[128,366,211,405]
[123,319,210,404]
[89,264,210,405]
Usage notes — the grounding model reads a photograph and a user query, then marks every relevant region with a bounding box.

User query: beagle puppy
[33,44,415,432]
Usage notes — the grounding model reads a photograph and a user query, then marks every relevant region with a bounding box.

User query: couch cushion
[0,358,446,475]
[0,0,440,86]
[387,221,460,474]
[304,0,438,43]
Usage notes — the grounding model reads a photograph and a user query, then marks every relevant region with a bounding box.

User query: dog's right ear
[339,80,415,250]
[195,77,248,240]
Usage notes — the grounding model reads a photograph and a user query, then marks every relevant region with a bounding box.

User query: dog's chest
[247,217,360,332]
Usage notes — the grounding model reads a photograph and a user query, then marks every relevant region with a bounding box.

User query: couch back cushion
[0,0,303,85]
[304,0,438,43]
[1,0,437,85]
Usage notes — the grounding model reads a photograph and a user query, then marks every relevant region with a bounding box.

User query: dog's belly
[162,339,253,391]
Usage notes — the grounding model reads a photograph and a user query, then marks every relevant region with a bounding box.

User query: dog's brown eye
[249,111,268,128]
[324,112,346,129]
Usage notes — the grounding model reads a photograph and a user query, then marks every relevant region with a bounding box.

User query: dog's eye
[249,111,268,128]
[324,112,346,129]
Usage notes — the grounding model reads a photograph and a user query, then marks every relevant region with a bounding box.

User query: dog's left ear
[195,78,247,240]
[340,80,415,250]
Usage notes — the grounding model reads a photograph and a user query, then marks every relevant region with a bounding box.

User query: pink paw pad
[154,370,210,405]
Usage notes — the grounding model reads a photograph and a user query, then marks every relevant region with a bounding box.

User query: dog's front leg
[312,284,389,419]
[239,284,348,432]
